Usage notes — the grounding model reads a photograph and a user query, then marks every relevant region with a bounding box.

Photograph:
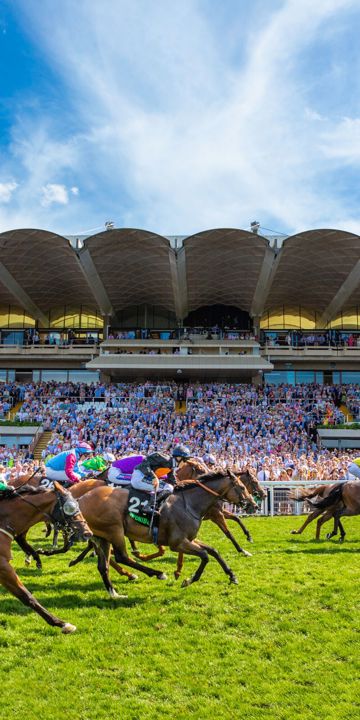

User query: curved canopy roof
[0,227,358,325]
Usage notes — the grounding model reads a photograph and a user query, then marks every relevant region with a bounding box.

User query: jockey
[44,441,94,485]
[348,457,360,479]
[172,444,192,471]
[80,453,111,476]
[131,452,174,497]
[107,454,145,486]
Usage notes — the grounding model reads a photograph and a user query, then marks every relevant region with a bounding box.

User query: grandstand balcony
[87,338,273,379]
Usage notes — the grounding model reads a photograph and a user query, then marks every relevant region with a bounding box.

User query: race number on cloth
[127,488,153,526]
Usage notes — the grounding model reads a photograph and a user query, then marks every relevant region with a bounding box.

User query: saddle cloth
[127,488,153,526]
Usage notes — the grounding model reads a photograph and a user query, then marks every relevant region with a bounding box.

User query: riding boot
[155,489,172,509]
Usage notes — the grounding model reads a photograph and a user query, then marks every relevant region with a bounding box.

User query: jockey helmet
[76,441,94,455]
[172,445,191,459]
[102,452,116,463]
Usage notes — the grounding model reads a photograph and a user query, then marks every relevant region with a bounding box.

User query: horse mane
[0,484,46,501]
[175,469,228,492]
[183,458,208,474]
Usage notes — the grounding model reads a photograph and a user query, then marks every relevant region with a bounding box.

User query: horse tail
[288,484,326,502]
[307,484,344,510]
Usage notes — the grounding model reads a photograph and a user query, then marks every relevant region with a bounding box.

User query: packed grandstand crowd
[0,380,359,484]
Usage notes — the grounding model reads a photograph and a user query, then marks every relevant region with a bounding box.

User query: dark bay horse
[289,481,359,542]
[73,468,255,595]
[130,459,262,568]
[0,483,92,632]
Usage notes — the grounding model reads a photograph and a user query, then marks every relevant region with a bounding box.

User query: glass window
[340,372,360,384]
[68,370,100,383]
[296,371,315,383]
[32,370,41,382]
[1,331,24,345]
[41,370,69,382]
[7,370,15,382]
[264,371,295,385]
[315,371,324,383]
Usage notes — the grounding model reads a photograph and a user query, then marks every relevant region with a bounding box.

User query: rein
[13,467,42,492]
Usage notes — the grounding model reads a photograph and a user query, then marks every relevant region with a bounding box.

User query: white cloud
[2,0,360,235]
[0,182,18,203]
[41,183,69,207]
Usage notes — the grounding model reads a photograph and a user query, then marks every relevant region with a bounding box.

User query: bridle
[193,472,245,501]
[8,487,81,529]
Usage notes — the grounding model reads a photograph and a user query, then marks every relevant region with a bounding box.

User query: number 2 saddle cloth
[127,488,154,527]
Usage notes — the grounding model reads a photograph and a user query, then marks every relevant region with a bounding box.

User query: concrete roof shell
[264,229,360,314]
[0,227,359,324]
[183,228,272,313]
[83,228,176,313]
[0,228,97,312]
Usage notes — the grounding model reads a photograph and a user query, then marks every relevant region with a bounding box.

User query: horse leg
[337,517,346,543]
[52,527,59,549]
[92,537,126,599]
[111,535,167,581]
[221,509,253,542]
[15,533,43,570]
[0,545,76,633]
[196,540,238,585]
[109,557,138,582]
[171,538,210,588]
[44,522,52,538]
[291,510,321,535]
[130,541,166,561]
[174,552,184,580]
[315,510,333,540]
[209,515,252,557]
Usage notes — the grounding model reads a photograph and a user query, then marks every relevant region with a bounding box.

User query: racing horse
[71,468,256,596]
[130,459,264,567]
[14,475,137,582]
[0,483,92,632]
[290,480,360,543]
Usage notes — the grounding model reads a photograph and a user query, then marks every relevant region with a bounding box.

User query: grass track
[0,516,360,720]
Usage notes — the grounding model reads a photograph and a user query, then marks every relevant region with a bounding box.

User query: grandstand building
[0,226,359,384]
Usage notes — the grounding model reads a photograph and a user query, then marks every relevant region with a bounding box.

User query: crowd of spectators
[0,380,354,483]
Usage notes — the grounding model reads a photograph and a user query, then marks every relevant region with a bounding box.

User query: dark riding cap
[173,445,191,459]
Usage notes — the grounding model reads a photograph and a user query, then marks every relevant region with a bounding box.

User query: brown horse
[0,483,92,632]
[15,477,137,582]
[130,459,262,569]
[288,481,360,542]
[72,468,256,596]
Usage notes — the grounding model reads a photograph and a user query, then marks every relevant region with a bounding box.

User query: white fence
[226,480,333,517]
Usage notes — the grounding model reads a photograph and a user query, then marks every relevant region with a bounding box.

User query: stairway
[8,400,24,420]
[33,431,53,461]
[175,400,187,414]
[339,403,353,422]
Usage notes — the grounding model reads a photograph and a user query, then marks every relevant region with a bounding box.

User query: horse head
[51,482,93,543]
[237,468,267,501]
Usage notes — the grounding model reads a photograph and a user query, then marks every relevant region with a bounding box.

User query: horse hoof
[290,530,298,535]
[326,533,332,540]
[181,579,191,588]
[157,573,167,581]
[339,538,344,544]
[247,537,254,543]
[241,550,252,557]
[68,560,76,567]
[62,623,76,634]
[36,563,42,571]
[131,551,141,558]
[230,576,238,585]
[174,572,181,580]
[109,590,128,599]
[127,574,138,582]
[25,557,31,566]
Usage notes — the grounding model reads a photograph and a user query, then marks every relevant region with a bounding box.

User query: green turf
[0,516,359,720]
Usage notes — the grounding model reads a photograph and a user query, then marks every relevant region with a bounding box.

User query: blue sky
[0,0,360,236]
